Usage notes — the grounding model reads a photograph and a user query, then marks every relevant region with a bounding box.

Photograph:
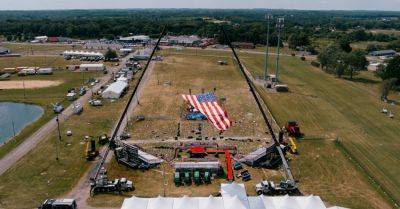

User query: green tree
[344,50,368,79]
[381,78,398,100]
[104,48,118,60]
[288,32,310,49]
[339,37,352,53]
[376,55,400,85]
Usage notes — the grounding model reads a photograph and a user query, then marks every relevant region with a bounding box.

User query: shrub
[311,61,321,68]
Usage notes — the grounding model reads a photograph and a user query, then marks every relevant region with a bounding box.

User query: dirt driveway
[0,80,63,89]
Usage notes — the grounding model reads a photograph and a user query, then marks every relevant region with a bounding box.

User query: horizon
[1,0,400,11]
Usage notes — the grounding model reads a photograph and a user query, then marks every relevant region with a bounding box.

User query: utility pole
[264,13,273,81]
[56,115,62,161]
[275,17,285,83]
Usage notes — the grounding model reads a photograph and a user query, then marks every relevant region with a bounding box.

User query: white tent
[270,195,302,209]
[147,196,173,209]
[248,196,267,209]
[121,197,148,209]
[173,196,198,209]
[198,196,224,209]
[120,184,348,209]
[296,195,326,209]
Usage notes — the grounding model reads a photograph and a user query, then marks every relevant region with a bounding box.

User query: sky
[0,0,400,11]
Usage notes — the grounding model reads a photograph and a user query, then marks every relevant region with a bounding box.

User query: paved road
[67,54,156,209]
[0,64,118,176]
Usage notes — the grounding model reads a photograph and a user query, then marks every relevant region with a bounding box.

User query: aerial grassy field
[241,52,399,208]
[87,51,286,207]
[128,50,269,139]
[0,75,140,209]
[0,56,81,70]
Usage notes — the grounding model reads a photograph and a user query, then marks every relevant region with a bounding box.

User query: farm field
[87,50,285,207]
[0,73,141,209]
[0,56,81,70]
[350,41,389,50]
[0,61,103,158]
[368,29,400,36]
[241,52,399,208]
[2,43,83,56]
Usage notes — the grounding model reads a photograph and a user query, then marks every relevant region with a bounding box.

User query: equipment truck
[255,180,299,195]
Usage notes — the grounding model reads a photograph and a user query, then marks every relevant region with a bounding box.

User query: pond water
[0,102,44,144]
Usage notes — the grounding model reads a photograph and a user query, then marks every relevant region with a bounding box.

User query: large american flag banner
[182,92,232,131]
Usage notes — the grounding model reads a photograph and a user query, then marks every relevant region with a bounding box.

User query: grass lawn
[87,51,286,207]
[350,41,389,50]
[0,75,141,209]
[241,53,399,208]
[128,50,269,139]
[0,56,81,70]
[291,139,393,209]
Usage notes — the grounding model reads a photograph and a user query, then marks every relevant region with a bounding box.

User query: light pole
[275,18,285,83]
[56,115,62,161]
[264,14,273,81]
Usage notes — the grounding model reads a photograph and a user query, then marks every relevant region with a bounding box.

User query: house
[79,63,105,72]
[369,50,397,57]
[232,42,255,49]
[101,81,128,99]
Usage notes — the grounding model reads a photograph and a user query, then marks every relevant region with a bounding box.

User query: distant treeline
[1,9,400,46]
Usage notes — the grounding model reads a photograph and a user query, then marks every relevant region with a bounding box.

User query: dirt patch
[0,80,63,89]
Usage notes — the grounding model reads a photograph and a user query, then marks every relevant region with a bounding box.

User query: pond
[0,102,44,144]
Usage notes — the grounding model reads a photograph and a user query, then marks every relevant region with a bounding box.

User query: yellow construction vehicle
[287,137,298,154]
[86,138,99,160]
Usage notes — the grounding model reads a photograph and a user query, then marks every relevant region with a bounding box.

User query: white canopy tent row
[121,183,348,209]
[62,50,104,59]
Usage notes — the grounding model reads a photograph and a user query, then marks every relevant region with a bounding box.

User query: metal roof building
[102,81,128,99]
[369,50,397,57]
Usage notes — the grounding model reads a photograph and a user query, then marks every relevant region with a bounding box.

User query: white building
[32,36,48,43]
[120,183,348,209]
[119,35,151,43]
[37,68,53,75]
[63,50,104,59]
[102,81,128,99]
[79,63,105,71]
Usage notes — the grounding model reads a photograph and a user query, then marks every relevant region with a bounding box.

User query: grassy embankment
[241,53,398,209]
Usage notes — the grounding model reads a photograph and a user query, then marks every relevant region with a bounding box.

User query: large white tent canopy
[121,183,347,209]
